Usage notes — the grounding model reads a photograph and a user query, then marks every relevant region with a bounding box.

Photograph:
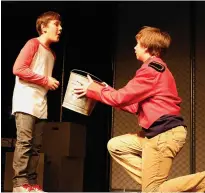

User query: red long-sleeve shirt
[86,57,182,129]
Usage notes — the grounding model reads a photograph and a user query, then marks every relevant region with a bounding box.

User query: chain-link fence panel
[196,2,205,172]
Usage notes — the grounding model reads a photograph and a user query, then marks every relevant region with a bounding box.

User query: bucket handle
[71,69,103,83]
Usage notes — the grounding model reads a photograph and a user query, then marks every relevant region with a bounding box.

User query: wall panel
[195,2,205,172]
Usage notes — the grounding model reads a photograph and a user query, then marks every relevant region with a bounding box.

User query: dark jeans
[12,112,45,187]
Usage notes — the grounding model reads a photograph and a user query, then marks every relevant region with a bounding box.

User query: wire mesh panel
[110,2,191,191]
[195,2,205,172]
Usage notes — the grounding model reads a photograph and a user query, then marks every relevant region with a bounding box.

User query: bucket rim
[71,69,103,83]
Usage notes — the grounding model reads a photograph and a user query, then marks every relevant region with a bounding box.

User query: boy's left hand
[74,74,93,98]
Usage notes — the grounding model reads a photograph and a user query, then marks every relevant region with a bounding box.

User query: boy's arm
[13,39,48,86]
[86,67,156,108]
[87,84,139,114]
[118,103,139,114]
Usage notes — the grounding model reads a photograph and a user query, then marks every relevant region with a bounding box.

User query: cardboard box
[43,156,84,192]
[40,122,86,157]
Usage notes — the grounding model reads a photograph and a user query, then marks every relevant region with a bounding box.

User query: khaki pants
[108,126,205,192]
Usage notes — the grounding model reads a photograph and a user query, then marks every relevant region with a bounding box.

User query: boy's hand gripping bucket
[62,69,102,116]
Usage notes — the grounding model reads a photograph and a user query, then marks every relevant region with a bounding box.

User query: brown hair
[36,11,61,35]
[135,26,171,57]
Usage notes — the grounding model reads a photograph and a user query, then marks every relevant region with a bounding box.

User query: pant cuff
[13,178,29,188]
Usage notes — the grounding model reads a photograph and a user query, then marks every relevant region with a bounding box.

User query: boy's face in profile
[43,19,62,43]
[134,40,147,62]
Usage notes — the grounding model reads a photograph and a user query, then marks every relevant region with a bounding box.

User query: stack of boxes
[3,122,86,192]
[41,122,86,192]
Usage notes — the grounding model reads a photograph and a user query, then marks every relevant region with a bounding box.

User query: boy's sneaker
[31,184,45,192]
[13,184,34,192]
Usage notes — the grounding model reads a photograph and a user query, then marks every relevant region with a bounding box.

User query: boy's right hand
[46,76,60,90]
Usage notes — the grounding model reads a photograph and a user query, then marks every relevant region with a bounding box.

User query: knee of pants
[107,137,119,153]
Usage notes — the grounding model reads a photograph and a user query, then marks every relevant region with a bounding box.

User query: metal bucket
[62,69,102,116]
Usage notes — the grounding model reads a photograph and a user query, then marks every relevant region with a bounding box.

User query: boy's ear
[41,23,47,33]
